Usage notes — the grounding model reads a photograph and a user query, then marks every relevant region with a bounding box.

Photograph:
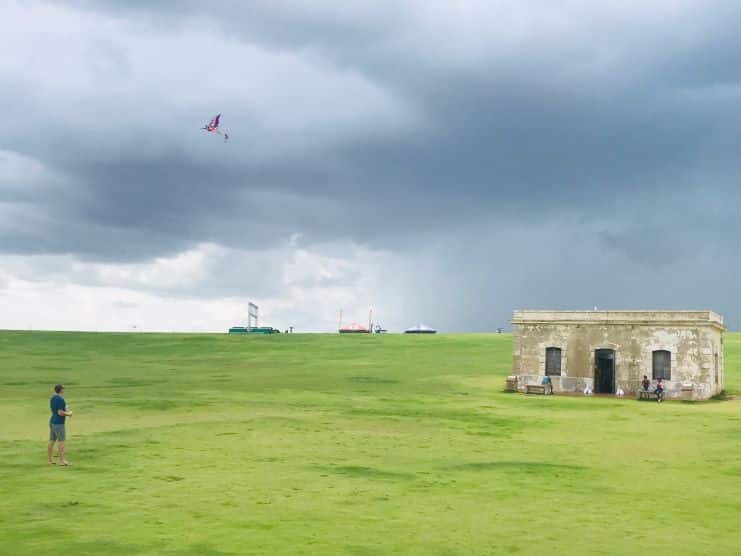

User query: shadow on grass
[676,391,738,404]
[154,475,185,482]
[346,406,523,435]
[708,391,737,402]
[349,376,400,385]
[314,465,415,481]
[110,398,212,411]
[1,379,79,386]
[107,377,168,388]
[447,461,586,474]
[42,539,237,556]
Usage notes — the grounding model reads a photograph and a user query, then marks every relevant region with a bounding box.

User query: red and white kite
[202,114,229,142]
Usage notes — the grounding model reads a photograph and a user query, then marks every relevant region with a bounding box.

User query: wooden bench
[638,390,658,401]
[526,385,547,395]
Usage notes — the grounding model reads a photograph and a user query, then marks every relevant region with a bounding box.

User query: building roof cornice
[511,310,725,331]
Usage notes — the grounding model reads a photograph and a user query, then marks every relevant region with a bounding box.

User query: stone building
[511,310,725,400]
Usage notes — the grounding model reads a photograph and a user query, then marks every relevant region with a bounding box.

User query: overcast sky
[1,1,740,332]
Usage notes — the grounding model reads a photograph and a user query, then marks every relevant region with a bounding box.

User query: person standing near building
[48,384,72,466]
[541,374,553,395]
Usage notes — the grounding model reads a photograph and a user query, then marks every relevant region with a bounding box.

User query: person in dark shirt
[48,384,73,465]
[642,375,651,391]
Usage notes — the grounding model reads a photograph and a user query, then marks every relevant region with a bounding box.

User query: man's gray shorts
[49,424,66,442]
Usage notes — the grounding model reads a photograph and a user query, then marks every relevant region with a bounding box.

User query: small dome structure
[404,323,437,334]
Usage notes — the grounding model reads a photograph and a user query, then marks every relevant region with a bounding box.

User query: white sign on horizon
[248,302,259,329]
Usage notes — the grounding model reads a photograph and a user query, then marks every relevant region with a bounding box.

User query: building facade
[511,310,725,400]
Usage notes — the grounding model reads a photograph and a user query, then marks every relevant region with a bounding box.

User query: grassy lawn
[1,331,740,555]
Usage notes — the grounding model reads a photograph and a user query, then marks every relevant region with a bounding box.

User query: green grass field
[1,331,740,555]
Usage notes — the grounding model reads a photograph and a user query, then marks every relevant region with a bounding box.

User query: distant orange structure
[338,308,372,334]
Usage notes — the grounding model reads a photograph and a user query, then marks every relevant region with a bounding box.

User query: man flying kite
[202,114,229,142]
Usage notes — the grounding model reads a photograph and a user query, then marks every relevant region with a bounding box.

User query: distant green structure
[247,327,280,334]
[229,302,279,334]
[228,326,279,335]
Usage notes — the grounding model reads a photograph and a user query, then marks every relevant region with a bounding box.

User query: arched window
[545,347,562,376]
[652,350,671,380]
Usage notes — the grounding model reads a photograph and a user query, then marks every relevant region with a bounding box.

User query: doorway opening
[594,349,615,394]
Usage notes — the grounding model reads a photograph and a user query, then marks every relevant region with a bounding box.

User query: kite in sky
[202,114,229,142]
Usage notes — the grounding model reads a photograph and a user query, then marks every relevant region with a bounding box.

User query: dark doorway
[594,349,615,394]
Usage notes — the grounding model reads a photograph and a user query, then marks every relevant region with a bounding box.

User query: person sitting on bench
[655,378,665,403]
[642,375,651,392]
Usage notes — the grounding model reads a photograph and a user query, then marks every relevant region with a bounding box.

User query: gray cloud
[2,1,740,330]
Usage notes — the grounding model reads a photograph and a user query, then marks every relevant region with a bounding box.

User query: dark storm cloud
[2,1,741,329]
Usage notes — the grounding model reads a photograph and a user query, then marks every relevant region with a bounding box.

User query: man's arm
[57,409,73,416]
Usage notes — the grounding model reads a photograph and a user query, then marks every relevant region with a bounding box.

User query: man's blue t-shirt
[50,394,66,424]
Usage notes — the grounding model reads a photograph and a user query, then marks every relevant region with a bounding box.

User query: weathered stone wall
[511,311,724,400]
